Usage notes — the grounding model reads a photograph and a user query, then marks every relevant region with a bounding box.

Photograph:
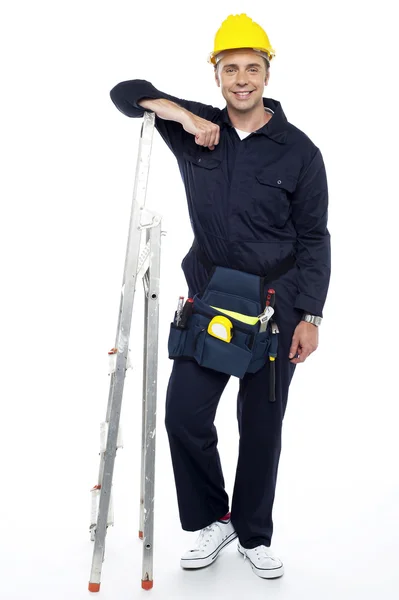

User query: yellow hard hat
[208,13,275,65]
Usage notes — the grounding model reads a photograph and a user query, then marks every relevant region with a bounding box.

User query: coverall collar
[218,98,288,144]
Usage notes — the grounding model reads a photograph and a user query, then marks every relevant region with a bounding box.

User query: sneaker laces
[193,522,221,550]
[243,545,276,563]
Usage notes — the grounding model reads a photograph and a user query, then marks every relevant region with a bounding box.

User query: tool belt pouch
[167,266,277,379]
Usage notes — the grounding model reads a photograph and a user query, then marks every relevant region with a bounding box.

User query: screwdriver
[175,296,184,326]
[268,320,279,402]
[266,290,277,401]
[266,288,275,310]
[178,298,194,328]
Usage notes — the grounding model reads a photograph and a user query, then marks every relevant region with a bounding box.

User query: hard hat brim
[208,47,275,65]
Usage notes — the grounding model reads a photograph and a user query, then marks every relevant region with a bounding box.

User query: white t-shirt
[234,107,274,140]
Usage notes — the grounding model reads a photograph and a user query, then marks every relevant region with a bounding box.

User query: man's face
[215,49,269,113]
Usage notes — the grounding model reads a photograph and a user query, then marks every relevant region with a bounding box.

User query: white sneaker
[238,541,284,579]
[180,519,237,569]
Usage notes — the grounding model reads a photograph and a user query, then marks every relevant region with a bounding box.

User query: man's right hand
[180,112,220,151]
[138,98,220,150]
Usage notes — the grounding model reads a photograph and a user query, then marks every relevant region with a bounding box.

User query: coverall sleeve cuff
[294,293,324,318]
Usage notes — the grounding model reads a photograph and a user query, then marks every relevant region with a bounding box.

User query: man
[110,13,331,580]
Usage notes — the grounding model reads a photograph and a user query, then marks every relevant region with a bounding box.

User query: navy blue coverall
[110,80,331,549]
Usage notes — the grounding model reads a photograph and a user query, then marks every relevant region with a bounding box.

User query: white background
[1,1,398,599]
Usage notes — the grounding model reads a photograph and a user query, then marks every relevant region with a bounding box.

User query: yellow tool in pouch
[207,315,233,343]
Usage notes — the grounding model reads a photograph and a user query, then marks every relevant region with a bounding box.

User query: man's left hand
[288,321,319,364]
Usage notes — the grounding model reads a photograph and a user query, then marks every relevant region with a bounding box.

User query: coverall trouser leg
[164,277,300,548]
[165,358,231,532]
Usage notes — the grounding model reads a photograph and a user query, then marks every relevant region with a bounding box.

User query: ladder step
[100,421,123,453]
[108,348,132,375]
[90,486,114,530]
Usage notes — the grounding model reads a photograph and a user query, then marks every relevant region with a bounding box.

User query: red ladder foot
[88,582,101,592]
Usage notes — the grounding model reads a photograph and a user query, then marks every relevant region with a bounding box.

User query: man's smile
[232,90,254,99]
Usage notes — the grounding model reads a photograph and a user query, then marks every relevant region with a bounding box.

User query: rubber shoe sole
[180,530,238,569]
[237,542,284,579]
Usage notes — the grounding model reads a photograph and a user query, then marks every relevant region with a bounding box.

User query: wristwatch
[301,313,322,327]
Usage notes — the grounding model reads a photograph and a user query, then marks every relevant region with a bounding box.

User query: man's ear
[265,71,270,86]
[215,67,220,88]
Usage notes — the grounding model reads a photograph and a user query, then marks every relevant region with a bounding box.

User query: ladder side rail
[89,112,156,592]
[141,220,162,589]
[139,229,150,540]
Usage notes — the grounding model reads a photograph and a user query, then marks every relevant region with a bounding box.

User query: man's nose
[236,73,249,86]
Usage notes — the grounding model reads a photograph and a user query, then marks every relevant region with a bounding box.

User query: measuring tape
[207,315,233,343]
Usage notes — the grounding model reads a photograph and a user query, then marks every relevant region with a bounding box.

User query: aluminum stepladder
[88,111,162,592]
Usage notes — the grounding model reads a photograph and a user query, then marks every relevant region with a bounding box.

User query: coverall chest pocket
[183,151,222,207]
[252,171,297,228]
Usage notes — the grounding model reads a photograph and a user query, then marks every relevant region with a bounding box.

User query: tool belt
[167,243,296,401]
